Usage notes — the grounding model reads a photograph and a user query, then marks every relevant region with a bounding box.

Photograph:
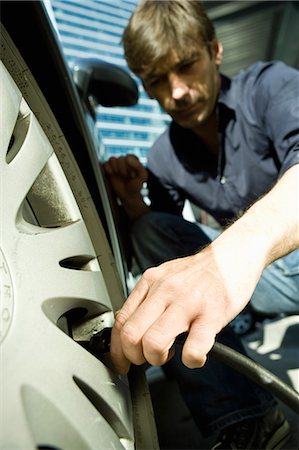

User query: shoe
[211,408,290,449]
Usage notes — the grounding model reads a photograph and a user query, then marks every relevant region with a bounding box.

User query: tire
[0,24,158,450]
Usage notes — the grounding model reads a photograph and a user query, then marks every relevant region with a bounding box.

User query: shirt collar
[218,74,236,109]
[217,74,236,132]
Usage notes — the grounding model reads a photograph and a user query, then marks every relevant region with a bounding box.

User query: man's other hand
[103,154,148,202]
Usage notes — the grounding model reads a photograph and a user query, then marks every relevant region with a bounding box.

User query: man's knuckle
[183,347,206,368]
[143,332,166,354]
[114,311,128,330]
[121,322,140,346]
[143,266,158,282]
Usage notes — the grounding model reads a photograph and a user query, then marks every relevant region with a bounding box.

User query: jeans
[131,212,299,436]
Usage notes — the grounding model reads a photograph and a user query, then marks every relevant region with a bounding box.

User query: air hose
[84,327,299,415]
[174,331,299,415]
[210,341,299,415]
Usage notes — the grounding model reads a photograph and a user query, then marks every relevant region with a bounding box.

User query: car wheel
[0,25,158,450]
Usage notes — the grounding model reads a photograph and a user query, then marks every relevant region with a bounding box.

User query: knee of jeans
[132,211,178,245]
[132,212,164,241]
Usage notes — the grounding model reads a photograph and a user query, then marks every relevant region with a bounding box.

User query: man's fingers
[122,275,151,314]
[109,155,141,178]
[111,262,220,372]
[111,276,151,370]
[102,160,113,175]
[181,319,217,368]
[126,155,148,180]
[141,303,190,366]
[102,156,131,177]
[104,156,120,175]
[117,270,183,365]
[119,292,169,365]
[110,324,131,374]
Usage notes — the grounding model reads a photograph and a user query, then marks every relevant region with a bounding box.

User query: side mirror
[72,58,139,117]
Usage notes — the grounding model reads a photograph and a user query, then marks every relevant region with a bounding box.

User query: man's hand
[103,154,148,202]
[110,239,262,374]
[103,154,150,221]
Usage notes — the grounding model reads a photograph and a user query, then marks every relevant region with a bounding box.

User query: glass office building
[50,0,170,162]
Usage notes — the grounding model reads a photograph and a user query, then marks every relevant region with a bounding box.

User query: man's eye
[146,76,166,88]
[148,78,159,86]
[179,60,196,72]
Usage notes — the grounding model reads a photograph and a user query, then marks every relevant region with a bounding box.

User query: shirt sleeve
[253,62,299,176]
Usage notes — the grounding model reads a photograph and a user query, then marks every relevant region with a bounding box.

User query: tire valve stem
[87,327,112,357]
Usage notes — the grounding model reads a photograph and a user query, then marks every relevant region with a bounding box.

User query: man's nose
[168,73,189,100]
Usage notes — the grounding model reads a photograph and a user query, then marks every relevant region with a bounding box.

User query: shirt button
[220,176,226,184]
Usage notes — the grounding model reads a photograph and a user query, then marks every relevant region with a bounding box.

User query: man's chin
[174,114,207,129]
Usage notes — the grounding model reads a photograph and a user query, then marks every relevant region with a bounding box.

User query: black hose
[84,327,299,415]
[210,341,299,415]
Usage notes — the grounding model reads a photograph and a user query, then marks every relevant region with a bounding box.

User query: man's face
[142,40,222,130]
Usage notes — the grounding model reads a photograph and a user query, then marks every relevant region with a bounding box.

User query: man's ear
[213,39,223,66]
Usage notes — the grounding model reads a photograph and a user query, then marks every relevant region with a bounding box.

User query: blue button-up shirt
[147,61,299,226]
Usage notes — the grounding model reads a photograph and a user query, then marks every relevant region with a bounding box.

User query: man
[104,1,299,448]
